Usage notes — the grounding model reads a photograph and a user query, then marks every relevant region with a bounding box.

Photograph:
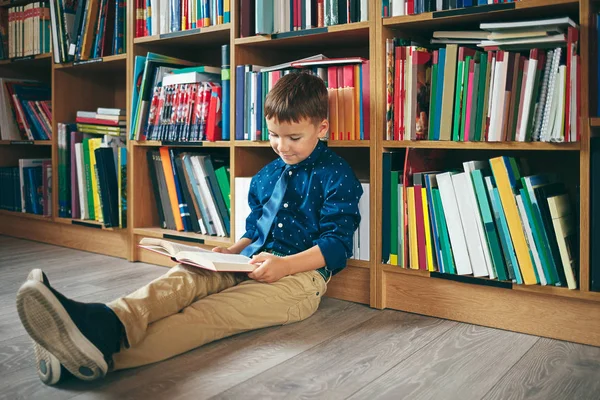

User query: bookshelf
[0,0,598,346]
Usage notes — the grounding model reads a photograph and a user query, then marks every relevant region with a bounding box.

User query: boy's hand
[212,246,234,254]
[247,252,291,283]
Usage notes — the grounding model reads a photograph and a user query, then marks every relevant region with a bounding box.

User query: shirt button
[278,223,283,228]
[288,171,293,176]
[283,203,288,208]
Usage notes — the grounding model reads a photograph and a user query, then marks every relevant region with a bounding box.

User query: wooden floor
[1,236,599,400]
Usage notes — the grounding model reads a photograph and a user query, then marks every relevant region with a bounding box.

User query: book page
[176,251,254,272]
[139,237,212,256]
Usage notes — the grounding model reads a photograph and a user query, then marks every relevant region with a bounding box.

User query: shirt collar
[275,140,326,170]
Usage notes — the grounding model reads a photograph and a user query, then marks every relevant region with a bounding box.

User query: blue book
[434,48,446,140]
[169,149,192,232]
[221,45,230,140]
[235,65,245,140]
[424,173,443,273]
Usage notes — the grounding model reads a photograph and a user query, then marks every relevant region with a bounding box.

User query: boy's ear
[317,119,329,139]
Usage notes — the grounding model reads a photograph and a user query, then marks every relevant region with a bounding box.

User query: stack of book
[0,159,52,215]
[236,55,370,141]
[136,0,229,37]
[247,0,369,37]
[130,51,229,142]
[49,0,126,64]
[57,120,126,228]
[147,148,231,236]
[382,150,578,289]
[0,79,52,140]
[385,17,580,143]
[0,3,52,59]
[76,107,126,136]
[383,0,522,17]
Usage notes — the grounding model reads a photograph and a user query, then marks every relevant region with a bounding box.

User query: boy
[15,72,363,384]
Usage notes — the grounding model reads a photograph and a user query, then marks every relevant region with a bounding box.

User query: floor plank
[483,338,600,400]
[348,323,540,400]
[215,311,456,400]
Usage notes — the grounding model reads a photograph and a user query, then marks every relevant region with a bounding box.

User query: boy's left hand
[247,253,291,283]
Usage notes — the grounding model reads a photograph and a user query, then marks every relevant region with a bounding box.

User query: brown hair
[264,71,328,125]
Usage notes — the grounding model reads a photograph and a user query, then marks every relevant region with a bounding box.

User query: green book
[472,169,508,281]
[215,166,231,212]
[82,138,95,220]
[390,171,399,265]
[459,55,472,142]
[474,53,488,141]
[428,52,439,141]
[452,59,465,141]
[433,188,456,274]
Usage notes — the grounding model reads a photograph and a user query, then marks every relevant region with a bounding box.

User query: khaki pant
[107,265,327,370]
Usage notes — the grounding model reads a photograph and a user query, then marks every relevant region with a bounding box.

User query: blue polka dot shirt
[242,140,363,275]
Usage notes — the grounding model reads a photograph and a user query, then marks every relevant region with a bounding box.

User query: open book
[138,238,255,272]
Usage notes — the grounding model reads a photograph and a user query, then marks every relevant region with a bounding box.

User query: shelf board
[382,263,600,303]
[383,0,579,30]
[0,52,52,68]
[233,140,272,147]
[54,53,127,72]
[133,227,233,247]
[347,259,370,269]
[235,21,370,48]
[326,140,371,147]
[0,0,35,7]
[382,140,581,151]
[590,118,600,127]
[134,24,230,48]
[0,209,51,221]
[132,140,231,148]
[0,140,52,146]
[55,217,122,230]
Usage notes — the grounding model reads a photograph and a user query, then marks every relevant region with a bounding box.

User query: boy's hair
[264,72,328,125]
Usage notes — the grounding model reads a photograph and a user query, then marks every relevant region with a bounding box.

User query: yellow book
[490,157,537,284]
[422,187,435,272]
[407,187,419,269]
[88,138,103,223]
[224,0,230,23]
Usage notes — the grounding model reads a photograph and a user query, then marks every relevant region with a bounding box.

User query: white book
[532,50,554,141]
[191,155,227,237]
[139,238,255,272]
[162,71,220,86]
[160,0,170,34]
[489,53,507,141]
[150,0,159,35]
[75,143,89,220]
[516,194,547,285]
[392,0,405,17]
[433,31,489,39]
[452,172,489,277]
[547,195,577,289]
[550,66,567,143]
[359,182,370,261]
[436,172,472,275]
[250,72,257,141]
[517,56,538,141]
[463,161,496,279]
[360,0,368,22]
[569,55,578,142]
[540,48,562,141]
[234,177,252,242]
[478,34,566,48]
[480,17,577,32]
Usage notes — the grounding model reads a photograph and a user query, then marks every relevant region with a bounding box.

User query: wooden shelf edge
[0,209,52,221]
[54,217,123,231]
[233,140,272,147]
[133,227,233,247]
[382,140,581,151]
[347,259,370,269]
[326,140,371,147]
[381,263,431,277]
[132,140,232,147]
[0,140,52,146]
[0,52,52,65]
[133,24,231,44]
[235,21,370,45]
[382,0,578,27]
[590,117,600,127]
[54,53,127,69]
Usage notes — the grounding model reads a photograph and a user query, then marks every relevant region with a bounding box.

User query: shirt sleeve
[314,172,363,274]
[241,176,263,241]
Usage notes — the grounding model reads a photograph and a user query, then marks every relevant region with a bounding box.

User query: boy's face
[266,117,328,165]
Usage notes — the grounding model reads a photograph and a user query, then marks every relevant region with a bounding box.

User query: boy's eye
[269,132,278,137]
[290,137,301,141]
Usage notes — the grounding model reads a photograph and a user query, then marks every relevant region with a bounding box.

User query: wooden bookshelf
[1,0,599,347]
[0,140,52,146]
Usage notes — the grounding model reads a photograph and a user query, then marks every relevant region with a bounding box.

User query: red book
[362,61,370,140]
[206,83,222,141]
[565,26,579,142]
[75,117,124,126]
[393,46,401,141]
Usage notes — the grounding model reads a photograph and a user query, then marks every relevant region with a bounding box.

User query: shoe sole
[16,281,108,381]
[27,269,62,385]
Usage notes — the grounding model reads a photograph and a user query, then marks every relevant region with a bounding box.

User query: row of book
[386,43,579,142]
[247,0,369,37]
[0,3,52,60]
[57,122,127,228]
[131,49,230,141]
[382,150,578,288]
[233,177,370,261]
[0,79,52,140]
[136,0,229,37]
[147,148,230,235]
[49,0,126,64]
[382,0,520,17]
[236,55,370,141]
[0,159,52,215]
[76,107,125,136]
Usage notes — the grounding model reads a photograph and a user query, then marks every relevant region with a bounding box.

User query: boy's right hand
[212,247,234,254]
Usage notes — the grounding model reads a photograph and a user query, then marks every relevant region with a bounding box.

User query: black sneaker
[16,273,124,381]
[26,269,69,385]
